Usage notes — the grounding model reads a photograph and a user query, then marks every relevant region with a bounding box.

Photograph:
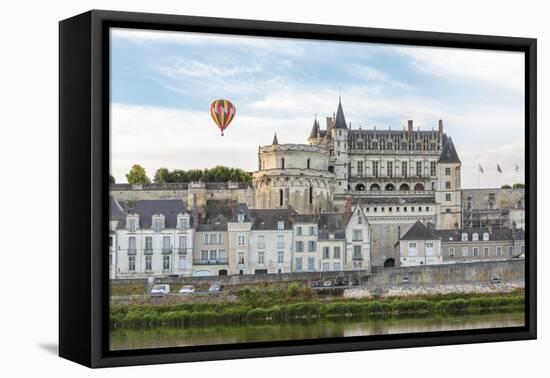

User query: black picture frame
[59,9,537,368]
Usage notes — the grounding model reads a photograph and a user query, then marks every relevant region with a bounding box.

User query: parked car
[334,277,347,287]
[179,285,195,293]
[310,280,323,288]
[322,280,333,287]
[150,284,170,296]
[489,275,501,284]
[208,283,224,292]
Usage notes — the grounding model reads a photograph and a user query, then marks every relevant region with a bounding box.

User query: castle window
[446,193,451,201]
[307,158,311,169]
[358,142,363,149]
[357,161,363,174]
[401,142,407,150]
[328,165,334,173]
[387,161,393,177]
[445,181,451,189]
[449,247,455,257]
[430,162,436,176]
[416,161,422,176]
[445,167,451,175]
[373,142,378,149]
[279,189,284,207]
[281,158,285,169]
[373,161,379,177]
[416,143,421,150]
[401,161,408,177]
[309,187,313,205]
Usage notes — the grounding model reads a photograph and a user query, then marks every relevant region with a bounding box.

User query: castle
[251,98,462,266]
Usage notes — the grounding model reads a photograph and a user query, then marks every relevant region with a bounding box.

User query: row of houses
[109,196,369,279]
[109,196,525,279]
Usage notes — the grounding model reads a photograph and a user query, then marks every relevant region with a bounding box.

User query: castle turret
[331,98,349,195]
[308,117,320,145]
[436,135,462,229]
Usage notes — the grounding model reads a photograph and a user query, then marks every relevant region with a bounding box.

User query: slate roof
[400,220,438,240]
[292,214,319,224]
[196,214,228,232]
[434,227,525,242]
[249,209,294,230]
[272,133,279,145]
[119,199,188,229]
[334,99,348,129]
[309,118,320,139]
[109,196,125,220]
[439,135,461,164]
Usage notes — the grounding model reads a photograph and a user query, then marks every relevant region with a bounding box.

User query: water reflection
[110,312,524,351]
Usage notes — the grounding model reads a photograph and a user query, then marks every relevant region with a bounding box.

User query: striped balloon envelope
[210,99,236,136]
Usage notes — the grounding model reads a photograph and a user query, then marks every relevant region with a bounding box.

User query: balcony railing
[144,248,153,255]
[177,248,188,255]
[193,258,229,265]
[128,248,136,255]
[352,255,363,261]
[276,243,285,249]
[162,248,172,255]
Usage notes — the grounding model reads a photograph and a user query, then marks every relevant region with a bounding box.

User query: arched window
[355,183,365,191]
[370,183,380,191]
[372,142,378,149]
[385,183,395,191]
[414,183,425,191]
[399,183,410,191]
[328,166,335,173]
[357,141,363,149]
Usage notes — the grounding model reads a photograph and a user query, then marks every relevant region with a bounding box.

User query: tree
[109,174,115,184]
[126,164,151,184]
[154,167,171,184]
[513,183,525,189]
[501,184,511,189]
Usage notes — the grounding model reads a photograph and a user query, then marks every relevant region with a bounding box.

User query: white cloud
[395,45,525,94]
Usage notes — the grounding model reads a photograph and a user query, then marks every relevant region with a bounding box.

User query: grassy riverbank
[110,285,524,329]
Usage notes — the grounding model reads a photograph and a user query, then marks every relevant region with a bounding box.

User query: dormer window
[483,232,489,241]
[177,213,189,230]
[126,214,139,232]
[461,233,468,241]
[472,233,479,241]
[358,214,363,224]
[152,214,165,232]
[238,213,245,223]
[277,220,285,230]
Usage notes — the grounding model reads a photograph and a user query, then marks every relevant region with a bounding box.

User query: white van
[150,284,170,296]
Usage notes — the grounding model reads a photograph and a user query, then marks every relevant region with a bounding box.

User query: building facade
[112,198,194,278]
[398,220,525,267]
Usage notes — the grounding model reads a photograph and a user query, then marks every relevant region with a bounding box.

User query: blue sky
[110,28,525,188]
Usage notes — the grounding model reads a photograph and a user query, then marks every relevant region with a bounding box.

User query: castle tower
[435,134,462,229]
[331,98,349,195]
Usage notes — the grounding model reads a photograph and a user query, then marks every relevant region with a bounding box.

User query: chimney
[344,195,353,217]
[438,119,444,133]
[407,120,413,132]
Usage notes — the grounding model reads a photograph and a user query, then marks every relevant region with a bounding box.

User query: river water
[110,312,524,351]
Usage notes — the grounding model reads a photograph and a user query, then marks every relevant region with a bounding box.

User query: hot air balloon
[210,99,236,136]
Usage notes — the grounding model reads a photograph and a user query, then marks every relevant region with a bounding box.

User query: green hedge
[111,294,524,329]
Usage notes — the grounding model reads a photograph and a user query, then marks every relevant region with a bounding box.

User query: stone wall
[369,259,524,285]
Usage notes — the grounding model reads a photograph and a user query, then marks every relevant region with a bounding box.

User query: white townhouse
[109,196,125,279]
[113,199,194,278]
[292,214,319,272]
[344,205,371,271]
[248,208,294,274]
[317,213,347,272]
[398,220,442,267]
